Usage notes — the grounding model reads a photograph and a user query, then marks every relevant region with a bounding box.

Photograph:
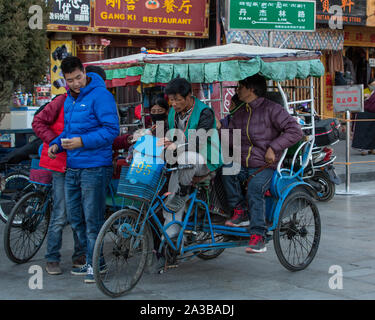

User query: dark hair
[165,77,192,98]
[151,93,169,111]
[239,74,267,97]
[61,56,84,75]
[85,65,106,81]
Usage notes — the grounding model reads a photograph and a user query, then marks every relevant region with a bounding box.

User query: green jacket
[168,97,222,171]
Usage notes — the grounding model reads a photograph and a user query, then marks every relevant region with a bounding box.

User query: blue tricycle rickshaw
[92,43,324,298]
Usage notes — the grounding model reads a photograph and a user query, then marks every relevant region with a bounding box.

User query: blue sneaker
[71,263,89,276]
[84,265,95,284]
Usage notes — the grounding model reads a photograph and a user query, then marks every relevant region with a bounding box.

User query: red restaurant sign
[48,0,210,38]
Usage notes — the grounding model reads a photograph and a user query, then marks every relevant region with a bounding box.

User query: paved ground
[0,180,374,301]
[333,138,375,183]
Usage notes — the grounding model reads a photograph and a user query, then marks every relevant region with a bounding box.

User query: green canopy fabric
[141,56,325,84]
[104,66,144,81]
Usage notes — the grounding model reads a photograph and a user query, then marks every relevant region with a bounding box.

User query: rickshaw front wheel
[93,208,152,298]
[273,190,321,272]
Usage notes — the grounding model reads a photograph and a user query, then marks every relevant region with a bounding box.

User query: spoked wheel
[196,232,225,260]
[273,191,321,271]
[4,191,50,264]
[93,209,152,298]
[0,171,33,224]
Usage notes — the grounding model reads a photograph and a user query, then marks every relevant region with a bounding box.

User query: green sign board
[228,0,316,32]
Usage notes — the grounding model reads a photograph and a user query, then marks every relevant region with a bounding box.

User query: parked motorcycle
[305,145,341,202]
[296,104,341,201]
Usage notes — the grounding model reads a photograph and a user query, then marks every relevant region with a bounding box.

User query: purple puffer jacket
[226,97,303,169]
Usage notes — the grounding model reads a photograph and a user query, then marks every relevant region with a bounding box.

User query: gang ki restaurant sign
[316,0,366,26]
[49,0,91,26]
[95,0,209,38]
[48,0,210,38]
[227,0,316,32]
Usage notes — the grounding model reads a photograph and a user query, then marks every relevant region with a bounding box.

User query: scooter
[296,104,341,201]
[305,145,341,202]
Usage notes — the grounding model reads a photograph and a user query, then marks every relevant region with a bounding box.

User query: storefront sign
[316,0,366,26]
[227,0,315,32]
[343,26,375,48]
[48,0,209,38]
[324,73,334,118]
[49,0,91,26]
[50,40,76,96]
[93,0,209,38]
[333,85,364,112]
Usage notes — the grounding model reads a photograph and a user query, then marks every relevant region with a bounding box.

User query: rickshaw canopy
[141,43,325,84]
[84,52,164,88]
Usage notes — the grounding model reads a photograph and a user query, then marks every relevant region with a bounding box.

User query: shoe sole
[71,271,87,276]
[245,247,267,254]
[46,269,62,275]
[84,278,95,284]
[71,267,107,276]
[225,221,250,227]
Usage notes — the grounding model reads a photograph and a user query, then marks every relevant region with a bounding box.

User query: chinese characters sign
[49,0,91,26]
[333,85,364,112]
[316,0,366,25]
[227,0,315,32]
[94,0,208,38]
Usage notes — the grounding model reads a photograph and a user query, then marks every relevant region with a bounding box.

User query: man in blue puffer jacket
[48,56,119,283]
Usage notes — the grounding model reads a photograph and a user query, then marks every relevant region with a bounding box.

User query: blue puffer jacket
[51,72,119,169]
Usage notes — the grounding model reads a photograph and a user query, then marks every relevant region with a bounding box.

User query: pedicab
[92,43,325,298]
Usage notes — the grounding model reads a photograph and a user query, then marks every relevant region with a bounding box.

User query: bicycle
[3,157,127,264]
[0,163,34,224]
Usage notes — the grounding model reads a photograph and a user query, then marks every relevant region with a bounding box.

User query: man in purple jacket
[221,74,303,254]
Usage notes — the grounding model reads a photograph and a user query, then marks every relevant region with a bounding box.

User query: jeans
[45,171,86,263]
[163,151,210,238]
[65,166,113,266]
[221,163,274,237]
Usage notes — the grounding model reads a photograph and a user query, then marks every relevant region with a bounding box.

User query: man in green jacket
[158,77,222,238]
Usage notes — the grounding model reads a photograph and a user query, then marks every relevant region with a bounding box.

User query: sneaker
[245,234,267,254]
[225,207,249,227]
[46,262,62,275]
[165,194,187,212]
[71,263,89,276]
[84,265,95,284]
[72,263,107,277]
[72,255,86,268]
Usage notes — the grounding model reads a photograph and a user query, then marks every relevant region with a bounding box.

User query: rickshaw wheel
[196,232,225,260]
[93,208,152,298]
[273,190,321,272]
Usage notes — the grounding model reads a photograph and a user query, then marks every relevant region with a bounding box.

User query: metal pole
[345,110,351,192]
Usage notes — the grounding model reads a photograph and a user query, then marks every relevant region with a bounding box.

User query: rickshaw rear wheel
[93,208,152,298]
[273,190,321,272]
[196,232,225,260]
